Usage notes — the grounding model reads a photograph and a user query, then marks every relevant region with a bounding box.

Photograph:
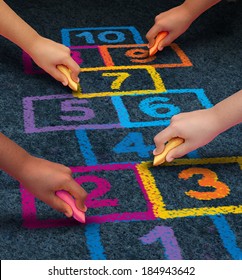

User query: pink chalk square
[22,51,45,75]
[70,46,108,67]
[22,46,105,74]
[20,163,156,228]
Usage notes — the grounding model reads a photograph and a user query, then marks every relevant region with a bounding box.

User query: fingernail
[82,205,88,212]
[62,81,68,86]
[167,157,174,162]
[64,211,72,218]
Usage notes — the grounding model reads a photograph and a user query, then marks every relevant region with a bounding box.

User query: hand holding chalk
[149,31,168,56]
[153,137,184,166]
[56,190,86,223]
[57,65,79,91]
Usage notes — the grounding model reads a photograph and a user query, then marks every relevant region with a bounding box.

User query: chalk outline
[111,88,213,128]
[210,215,242,260]
[22,94,121,133]
[75,129,200,166]
[19,163,156,228]
[138,157,242,219]
[22,89,211,133]
[73,65,166,98]
[61,26,144,47]
[85,224,107,260]
[99,43,192,68]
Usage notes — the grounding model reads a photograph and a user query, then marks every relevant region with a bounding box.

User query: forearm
[0,0,39,53]
[213,89,242,133]
[0,133,31,181]
[182,0,221,20]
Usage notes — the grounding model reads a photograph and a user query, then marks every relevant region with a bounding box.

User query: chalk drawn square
[100,43,192,68]
[20,163,156,228]
[61,26,144,47]
[141,157,242,219]
[74,66,166,98]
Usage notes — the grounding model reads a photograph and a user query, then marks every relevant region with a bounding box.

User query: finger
[64,180,88,212]
[157,46,164,52]
[146,25,162,48]
[64,59,80,83]
[153,142,165,156]
[157,32,175,49]
[49,193,73,218]
[52,67,69,86]
[153,127,178,154]
[166,142,191,162]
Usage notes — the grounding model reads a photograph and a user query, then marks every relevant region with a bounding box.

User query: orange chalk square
[99,43,192,68]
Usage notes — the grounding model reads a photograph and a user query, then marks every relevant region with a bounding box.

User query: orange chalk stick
[149,31,168,56]
[153,137,184,166]
[57,65,79,91]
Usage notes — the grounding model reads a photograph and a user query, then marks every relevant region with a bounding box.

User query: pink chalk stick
[56,190,86,223]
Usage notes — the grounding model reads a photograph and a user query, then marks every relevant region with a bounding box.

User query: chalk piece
[153,137,184,166]
[56,190,86,223]
[149,31,168,56]
[57,65,79,91]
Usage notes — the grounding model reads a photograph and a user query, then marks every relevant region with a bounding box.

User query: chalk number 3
[179,167,230,200]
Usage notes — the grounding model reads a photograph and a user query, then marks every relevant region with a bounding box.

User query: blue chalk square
[112,89,213,128]
[75,127,162,165]
[61,26,144,47]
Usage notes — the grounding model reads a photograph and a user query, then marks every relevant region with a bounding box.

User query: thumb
[64,60,80,84]
[51,67,69,86]
[146,25,160,48]
[158,32,176,49]
[53,193,73,218]
[64,180,88,212]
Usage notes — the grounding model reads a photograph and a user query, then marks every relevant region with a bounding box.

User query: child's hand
[28,36,80,87]
[146,5,194,51]
[19,156,87,218]
[153,108,221,162]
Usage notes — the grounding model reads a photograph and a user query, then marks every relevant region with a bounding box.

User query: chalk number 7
[102,72,130,90]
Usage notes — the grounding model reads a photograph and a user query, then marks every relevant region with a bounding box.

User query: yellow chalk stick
[153,137,184,166]
[57,65,78,91]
